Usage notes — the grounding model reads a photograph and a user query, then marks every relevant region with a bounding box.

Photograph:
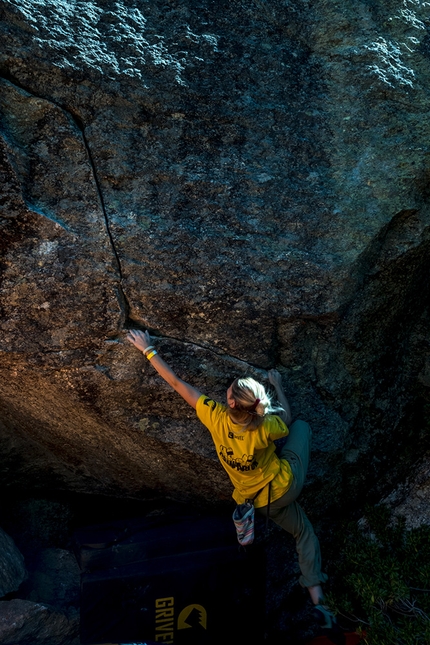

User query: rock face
[20,548,80,610]
[384,459,430,529]
[0,527,26,598]
[0,599,79,645]
[0,0,429,511]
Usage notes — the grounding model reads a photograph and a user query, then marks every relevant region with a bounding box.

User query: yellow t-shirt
[196,394,294,508]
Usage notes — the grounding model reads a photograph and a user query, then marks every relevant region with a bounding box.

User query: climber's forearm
[127,328,202,409]
[273,384,292,426]
[147,353,202,410]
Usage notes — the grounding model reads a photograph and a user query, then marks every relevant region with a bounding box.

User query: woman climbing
[127,328,342,641]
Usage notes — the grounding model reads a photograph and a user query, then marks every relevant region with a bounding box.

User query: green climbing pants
[256,419,327,589]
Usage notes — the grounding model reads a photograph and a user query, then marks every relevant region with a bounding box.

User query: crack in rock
[0,73,130,324]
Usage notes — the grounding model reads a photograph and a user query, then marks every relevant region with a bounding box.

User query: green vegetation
[327,505,430,645]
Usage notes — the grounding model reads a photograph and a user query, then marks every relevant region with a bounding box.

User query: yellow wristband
[146,350,157,360]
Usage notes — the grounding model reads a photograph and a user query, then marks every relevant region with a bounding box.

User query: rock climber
[127,328,343,643]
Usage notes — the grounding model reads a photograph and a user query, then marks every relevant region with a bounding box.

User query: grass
[326,504,430,645]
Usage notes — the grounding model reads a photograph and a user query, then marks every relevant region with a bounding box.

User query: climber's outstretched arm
[127,329,202,409]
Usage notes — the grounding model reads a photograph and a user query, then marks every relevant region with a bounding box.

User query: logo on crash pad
[177,604,207,630]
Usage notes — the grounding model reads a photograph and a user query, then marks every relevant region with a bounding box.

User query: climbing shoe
[312,604,346,645]
[313,604,337,629]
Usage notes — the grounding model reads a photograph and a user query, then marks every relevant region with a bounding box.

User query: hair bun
[255,401,267,417]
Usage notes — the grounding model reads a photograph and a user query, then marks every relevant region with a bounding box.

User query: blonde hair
[227,376,285,431]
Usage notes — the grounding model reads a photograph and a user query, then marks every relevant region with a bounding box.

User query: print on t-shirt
[203,397,217,411]
[219,445,258,472]
[228,431,244,440]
